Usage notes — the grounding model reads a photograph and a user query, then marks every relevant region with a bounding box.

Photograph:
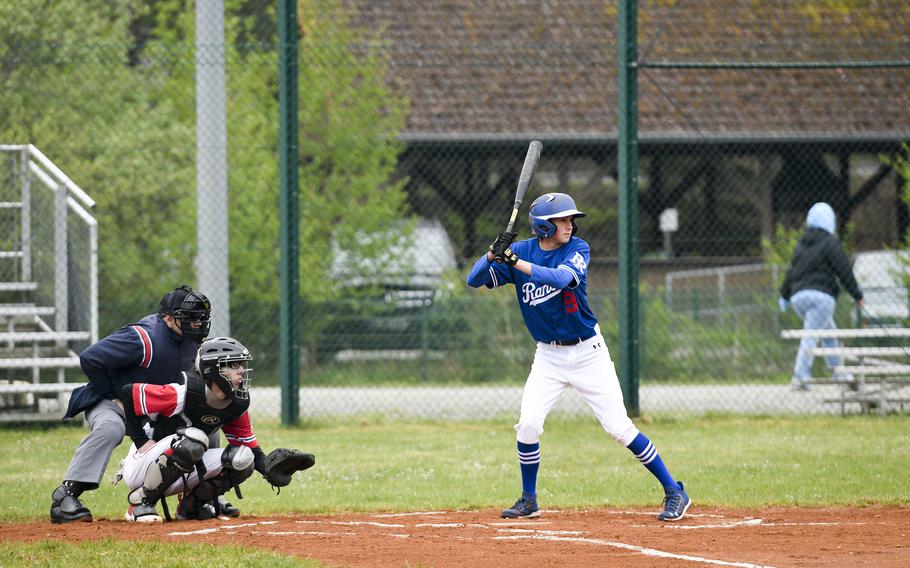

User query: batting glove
[498,246,519,266]
[778,297,790,313]
[489,231,517,259]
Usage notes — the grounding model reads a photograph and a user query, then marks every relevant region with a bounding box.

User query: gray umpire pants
[63,399,126,488]
[63,399,223,489]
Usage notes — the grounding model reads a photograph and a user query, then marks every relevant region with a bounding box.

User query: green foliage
[599,287,793,382]
[761,223,802,288]
[891,143,910,245]
[0,0,409,331]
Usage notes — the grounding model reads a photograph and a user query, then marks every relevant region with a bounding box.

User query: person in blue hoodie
[779,202,864,390]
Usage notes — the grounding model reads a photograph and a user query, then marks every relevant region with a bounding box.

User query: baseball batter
[467,192,691,521]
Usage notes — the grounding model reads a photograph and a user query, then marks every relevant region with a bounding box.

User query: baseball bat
[504,140,543,233]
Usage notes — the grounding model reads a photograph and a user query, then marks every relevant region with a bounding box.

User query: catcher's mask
[159,284,212,339]
[196,337,253,400]
[528,192,586,238]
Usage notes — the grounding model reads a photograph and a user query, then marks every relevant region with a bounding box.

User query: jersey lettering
[521,282,562,306]
[569,251,587,274]
[563,291,579,314]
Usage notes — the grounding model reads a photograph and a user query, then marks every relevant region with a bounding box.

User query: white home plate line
[256,530,357,537]
[493,534,775,568]
[609,510,730,519]
[169,527,221,536]
[328,520,406,528]
[371,511,448,517]
[414,523,465,528]
[497,528,583,535]
[653,520,869,530]
[168,520,277,536]
[640,519,764,530]
[762,521,868,527]
[490,521,551,527]
[294,520,406,528]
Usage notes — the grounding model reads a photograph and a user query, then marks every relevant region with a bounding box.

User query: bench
[780,328,910,414]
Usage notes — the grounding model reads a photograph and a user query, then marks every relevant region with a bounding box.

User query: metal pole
[196,0,231,336]
[278,0,300,425]
[617,0,640,416]
[20,148,31,282]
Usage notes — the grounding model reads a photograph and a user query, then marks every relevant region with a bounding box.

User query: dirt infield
[2,506,908,567]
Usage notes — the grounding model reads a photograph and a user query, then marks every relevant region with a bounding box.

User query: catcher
[115,336,315,522]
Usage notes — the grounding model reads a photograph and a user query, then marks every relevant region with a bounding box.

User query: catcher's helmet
[528,193,586,238]
[159,285,212,339]
[195,337,253,401]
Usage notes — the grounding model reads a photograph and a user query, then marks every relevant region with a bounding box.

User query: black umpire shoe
[50,484,93,524]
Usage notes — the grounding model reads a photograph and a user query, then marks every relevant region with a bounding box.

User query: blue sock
[517,441,540,497]
[626,432,677,491]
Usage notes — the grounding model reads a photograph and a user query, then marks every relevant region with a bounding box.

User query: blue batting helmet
[528,193,586,238]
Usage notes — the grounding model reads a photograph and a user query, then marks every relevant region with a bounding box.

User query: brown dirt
[2,506,908,567]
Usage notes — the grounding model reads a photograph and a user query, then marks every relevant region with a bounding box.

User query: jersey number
[563,291,579,314]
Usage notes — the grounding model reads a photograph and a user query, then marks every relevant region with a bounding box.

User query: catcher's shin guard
[222,445,255,480]
[128,428,208,511]
[180,445,256,520]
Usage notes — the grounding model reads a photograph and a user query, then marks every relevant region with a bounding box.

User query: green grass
[2,413,908,525]
[0,539,321,568]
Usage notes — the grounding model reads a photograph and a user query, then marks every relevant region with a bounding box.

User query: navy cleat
[500,491,540,519]
[176,494,217,521]
[658,482,691,521]
[216,496,240,518]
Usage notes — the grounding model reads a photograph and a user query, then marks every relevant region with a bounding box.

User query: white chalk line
[760,521,868,527]
[493,534,775,568]
[168,520,277,536]
[497,528,584,535]
[295,519,406,528]
[371,511,447,518]
[647,520,869,530]
[608,510,730,519]
[167,512,775,566]
[255,530,357,537]
[642,519,764,529]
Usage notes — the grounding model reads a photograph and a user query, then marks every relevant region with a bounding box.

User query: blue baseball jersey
[474,236,598,342]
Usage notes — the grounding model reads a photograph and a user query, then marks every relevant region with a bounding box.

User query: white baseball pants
[515,332,640,447]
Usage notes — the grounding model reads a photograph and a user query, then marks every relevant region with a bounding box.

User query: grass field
[1,414,908,566]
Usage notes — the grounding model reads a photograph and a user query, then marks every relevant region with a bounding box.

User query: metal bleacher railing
[0,145,97,422]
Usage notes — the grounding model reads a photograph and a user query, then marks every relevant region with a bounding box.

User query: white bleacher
[0,145,96,422]
[780,327,910,414]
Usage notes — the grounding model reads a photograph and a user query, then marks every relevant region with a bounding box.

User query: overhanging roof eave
[398,131,910,145]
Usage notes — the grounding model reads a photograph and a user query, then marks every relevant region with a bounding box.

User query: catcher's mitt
[262,448,316,489]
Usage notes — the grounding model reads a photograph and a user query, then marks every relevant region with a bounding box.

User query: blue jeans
[790,289,841,381]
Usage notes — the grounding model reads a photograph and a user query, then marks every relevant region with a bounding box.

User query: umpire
[50,285,211,523]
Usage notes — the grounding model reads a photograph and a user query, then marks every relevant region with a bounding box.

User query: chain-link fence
[1,0,909,421]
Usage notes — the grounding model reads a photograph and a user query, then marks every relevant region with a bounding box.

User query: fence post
[278,0,300,426]
[618,0,640,416]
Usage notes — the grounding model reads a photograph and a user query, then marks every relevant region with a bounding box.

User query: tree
[1,0,410,334]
